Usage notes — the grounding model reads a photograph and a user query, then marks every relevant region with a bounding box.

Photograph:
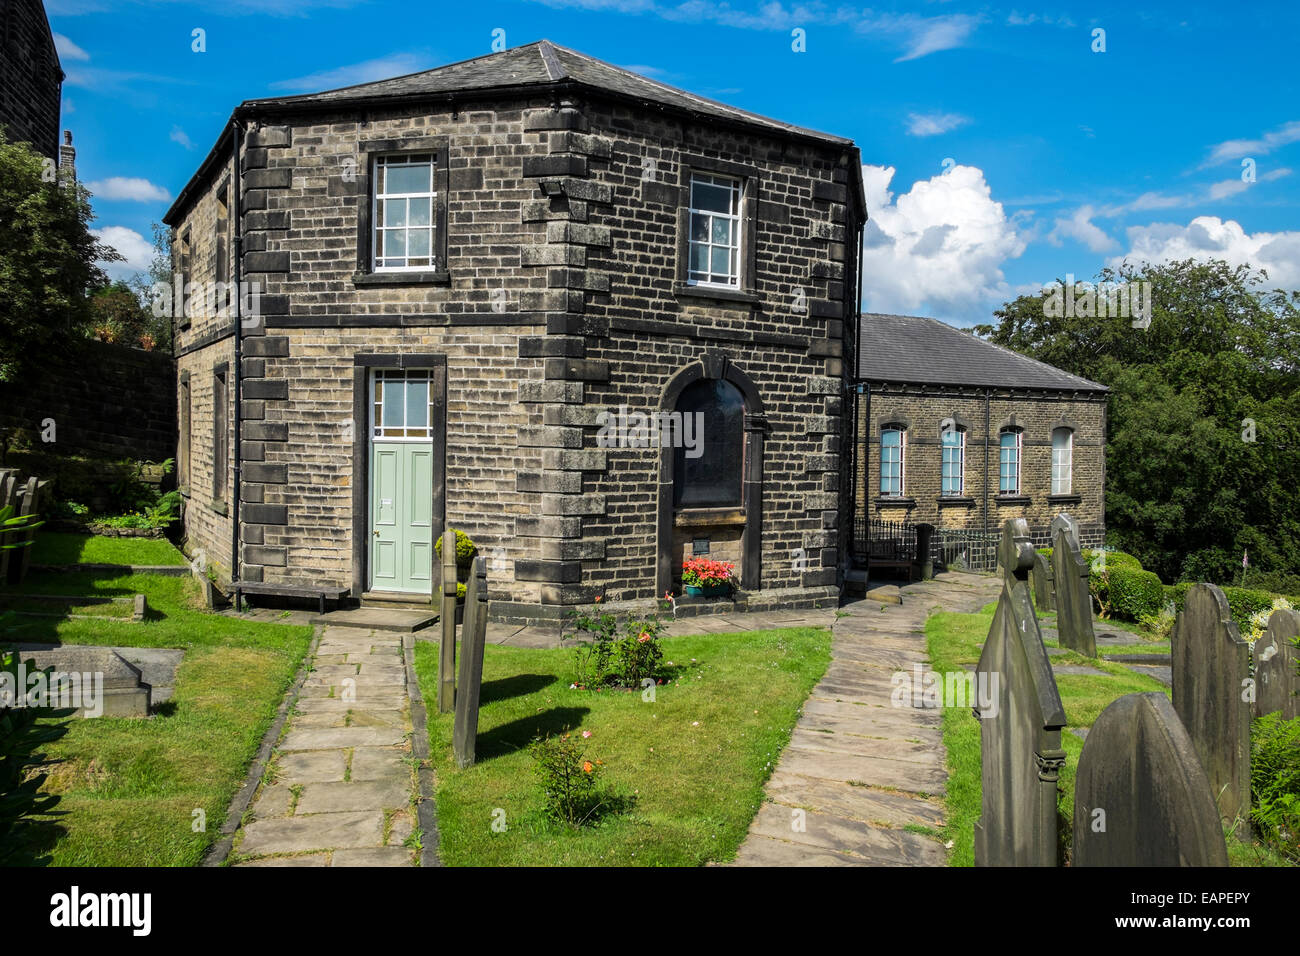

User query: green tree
[0,129,118,382]
[976,259,1300,584]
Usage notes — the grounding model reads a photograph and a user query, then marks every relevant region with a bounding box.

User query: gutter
[230,119,244,598]
[983,388,991,538]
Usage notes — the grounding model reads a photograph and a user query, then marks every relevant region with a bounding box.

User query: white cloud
[859,163,1026,319]
[1049,205,1118,253]
[886,13,980,61]
[1110,215,1300,290]
[53,33,90,62]
[92,226,154,279]
[1201,120,1300,168]
[86,177,171,202]
[906,111,970,137]
[268,52,433,92]
[170,126,195,150]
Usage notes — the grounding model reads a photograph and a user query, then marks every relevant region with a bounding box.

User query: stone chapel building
[853,312,1108,552]
[163,41,864,623]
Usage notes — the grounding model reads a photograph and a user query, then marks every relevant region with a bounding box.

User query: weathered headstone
[7,477,47,585]
[0,471,17,580]
[437,529,457,714]
[1171,583,1251,831]
[1073,692,1228,866]
[453,556,489,768]
[974,518,1067,867]
[1031,551,1054,612]
[1254,608,1300,721]
[11,647,151,717]
[1048,513,1096,657]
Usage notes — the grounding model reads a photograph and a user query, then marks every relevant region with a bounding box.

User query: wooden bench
[231,582,350,615]
[867,538,916,580]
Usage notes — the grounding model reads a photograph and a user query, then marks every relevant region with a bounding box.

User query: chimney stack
[59,130,76,183]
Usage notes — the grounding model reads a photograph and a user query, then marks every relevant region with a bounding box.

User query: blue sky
[47,0,1300,325]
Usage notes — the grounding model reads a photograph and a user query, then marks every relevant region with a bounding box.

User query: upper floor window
[1051,427,1073,495]
[673,379,745,509]
[999,428,1022,495]
[880,426,905,497]
[688,173,742,288]
[177,229,192,329]
[215,183,230,285]
[373,154,438,271]
[940,425,965,496]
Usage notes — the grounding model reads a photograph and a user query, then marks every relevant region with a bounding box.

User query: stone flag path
[731,571,1002,866]
[230,625,421,866]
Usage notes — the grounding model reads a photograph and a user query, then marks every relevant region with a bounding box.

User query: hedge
[1164,582,1277,633]
[1094,566,1166,622]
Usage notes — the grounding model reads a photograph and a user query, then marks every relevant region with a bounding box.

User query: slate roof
[242,40,854,148]
[856,313,1108,392]
[165,39,861,225]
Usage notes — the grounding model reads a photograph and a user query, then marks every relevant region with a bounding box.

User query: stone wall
[0,0,62,158]
[0,339,176,464]
[168,89,861,617]
[855,384,1107,548]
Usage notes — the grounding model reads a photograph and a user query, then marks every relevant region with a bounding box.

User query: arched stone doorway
[655,349,767,596]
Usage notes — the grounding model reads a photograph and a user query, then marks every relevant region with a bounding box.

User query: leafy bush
[1250,713,1300,862]
[434,528,477,570]
[529,731,616,827]
[1092,566,1165,622]
[567,599,670,688]
[1137,604,1177,640]
[1164,582,1279,634]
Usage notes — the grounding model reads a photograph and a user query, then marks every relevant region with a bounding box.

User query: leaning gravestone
[1048,513,1097,657]
[1172,583,1251,831]
[1031,552,1054,612]
[8,477,47,585]
[438,529,457,714]
[1073,692,1228,866]
[975,518,1067,867]
[1254,608,1300,721]
[453,557,489,768]
[0,471,17,580]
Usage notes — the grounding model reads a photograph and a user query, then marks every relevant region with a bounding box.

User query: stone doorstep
[312,608,436,632]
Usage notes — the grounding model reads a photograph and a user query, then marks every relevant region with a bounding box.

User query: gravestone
[1073,692,1228,866]
[453,557,489,768]
[974,518,1067,867]
[7,477,47,585]
[437,529,457,714]
[1048,513,1097,657]
[0,471,17,580]
[12,647,151,717]
[1031,552,1054,612]
[1172,583,1251,831]
[1254,608,1300,721]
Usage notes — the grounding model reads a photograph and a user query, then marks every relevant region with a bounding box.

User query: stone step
[313,607,437,632]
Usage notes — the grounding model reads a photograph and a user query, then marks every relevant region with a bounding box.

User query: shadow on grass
[476,706,591,761]
[479,672,556,705]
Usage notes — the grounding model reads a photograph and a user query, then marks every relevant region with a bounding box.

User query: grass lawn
[2,556,312,866]
[413,626,831,866]
[29,532,189,567]
[926,601,1292,868]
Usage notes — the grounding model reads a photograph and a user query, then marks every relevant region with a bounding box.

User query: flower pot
[684,582,731,598]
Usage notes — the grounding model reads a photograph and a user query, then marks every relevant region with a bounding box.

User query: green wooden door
[368,370,436,594]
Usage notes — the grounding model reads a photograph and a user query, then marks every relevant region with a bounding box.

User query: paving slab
[295,779,410,815]
[729,570,1003,867]
[331,847,415,867]
[275,750,348,783]
[235,853,329,867]
[237,811,385,857]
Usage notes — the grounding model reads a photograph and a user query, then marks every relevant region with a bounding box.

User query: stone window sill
[875,496,915,507]
[937,496,975,506]
[353,270,450,287]
[675,506,746,528]
[1047,493,1082,505]
[994,495,1031,505]
[211,499,229,517]
[674,282,759,307]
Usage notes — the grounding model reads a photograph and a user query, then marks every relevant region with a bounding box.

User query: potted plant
[681,557,735,597]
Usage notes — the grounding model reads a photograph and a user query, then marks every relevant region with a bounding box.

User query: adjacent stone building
[0,0,63,158]
[164,41,864,622]
[853,313,1107,551]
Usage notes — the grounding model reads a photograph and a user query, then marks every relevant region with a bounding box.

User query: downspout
[230,119,244,598]
[983,388,991,538]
